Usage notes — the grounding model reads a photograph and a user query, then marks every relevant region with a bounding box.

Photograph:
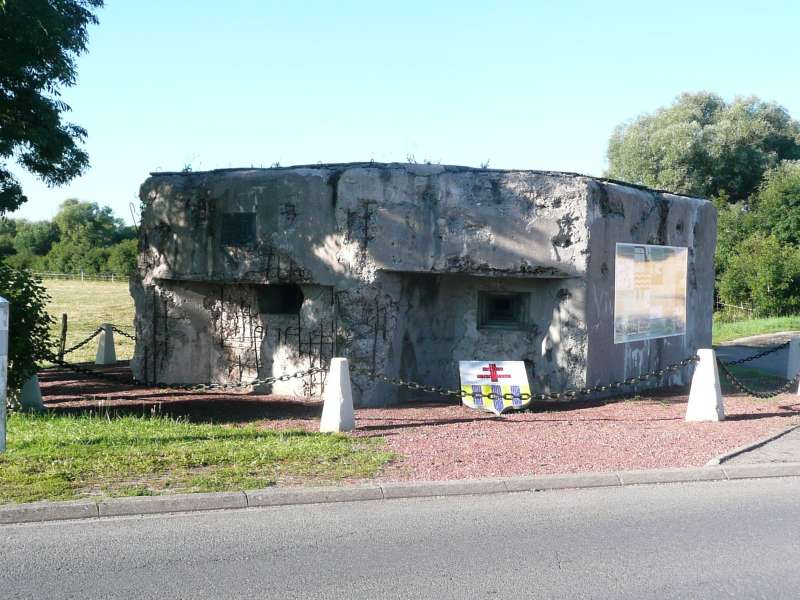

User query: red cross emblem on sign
[477,363,511,383]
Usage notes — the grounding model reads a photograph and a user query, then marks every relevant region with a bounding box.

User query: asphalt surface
[4,478,800,599]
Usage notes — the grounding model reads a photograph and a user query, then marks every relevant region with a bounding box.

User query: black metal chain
[39,338,800,404]
[45,353,136,385]
[721,341,789,366]
[351,355,700,402]
[110,325,137,341]
[55,324,136,359]
[716,358,799,399]
[44,353,327,392]
[59,328,104,356]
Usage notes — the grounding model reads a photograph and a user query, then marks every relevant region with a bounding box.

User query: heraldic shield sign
[458,361,532,415]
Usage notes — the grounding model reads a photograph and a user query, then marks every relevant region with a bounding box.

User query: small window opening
[478,291,529,330]
[221,213,256,247]
[257,284,304,315]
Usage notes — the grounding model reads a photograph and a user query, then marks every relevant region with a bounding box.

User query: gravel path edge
[4,463,800,525]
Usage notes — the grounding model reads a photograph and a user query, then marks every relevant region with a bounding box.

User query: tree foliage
[0,265,54,398]
[607,93,800,201]
[0,0,103,213]
[107,238,138,275]
[750,161,800,247]
[1,199,137,274]
[718,161,800,315]
[719,234,800,317]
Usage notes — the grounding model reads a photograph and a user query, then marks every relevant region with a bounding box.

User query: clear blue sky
[10,0,800,224]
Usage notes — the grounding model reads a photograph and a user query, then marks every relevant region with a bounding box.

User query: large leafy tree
[607,93,800,201]
[53,198,128,246]
[750,160,800,247]
[0,0,103,213]
[717,162,800,315]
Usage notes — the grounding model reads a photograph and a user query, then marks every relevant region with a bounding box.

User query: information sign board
[614,243,687,344]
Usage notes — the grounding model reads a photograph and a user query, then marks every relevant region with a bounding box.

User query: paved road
[4,478,800,599]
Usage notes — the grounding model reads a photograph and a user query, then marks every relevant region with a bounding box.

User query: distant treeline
[0,199,137,275]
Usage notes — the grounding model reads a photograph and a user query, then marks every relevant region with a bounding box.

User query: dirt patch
[39,363,800,482]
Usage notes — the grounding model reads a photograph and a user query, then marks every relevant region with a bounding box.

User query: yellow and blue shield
[458,361,532,415]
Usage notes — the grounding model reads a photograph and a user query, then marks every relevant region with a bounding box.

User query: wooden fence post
[58,313,68,361]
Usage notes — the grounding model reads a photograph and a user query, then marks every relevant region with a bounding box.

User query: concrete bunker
[131,162,716,406]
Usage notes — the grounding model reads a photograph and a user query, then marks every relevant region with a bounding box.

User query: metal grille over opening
[478,291,529,330]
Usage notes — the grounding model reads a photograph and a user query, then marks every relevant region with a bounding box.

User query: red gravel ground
[38,363,800,482]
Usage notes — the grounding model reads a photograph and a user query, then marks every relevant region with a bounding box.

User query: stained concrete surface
[132,163,715,406]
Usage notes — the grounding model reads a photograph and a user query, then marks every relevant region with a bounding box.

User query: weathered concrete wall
[583,181,716,389]
[131,162,714,406]
[387,274,587,397]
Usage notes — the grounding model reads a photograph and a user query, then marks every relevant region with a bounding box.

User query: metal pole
[0,297,9,452]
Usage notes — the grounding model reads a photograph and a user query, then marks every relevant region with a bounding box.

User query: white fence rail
[33,272,129,282]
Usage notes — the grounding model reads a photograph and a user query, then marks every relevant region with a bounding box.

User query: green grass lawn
[44,278,136,363]
[713,315,800,345]
[0,413,393,504]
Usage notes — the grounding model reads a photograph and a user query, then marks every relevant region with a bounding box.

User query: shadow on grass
[44,399,323,424]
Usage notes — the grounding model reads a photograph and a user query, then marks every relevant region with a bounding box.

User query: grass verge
[713,315,800,345]
[0,413,393,504]
[44,279,136,363]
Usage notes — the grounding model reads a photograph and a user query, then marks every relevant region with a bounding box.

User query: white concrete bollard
[686,348,724,422]
[20,374,44,412]
[786,337,800,382]
[320,358,355,433]
[95,323,117,365]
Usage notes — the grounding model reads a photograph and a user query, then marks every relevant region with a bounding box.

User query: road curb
[0,500,98,525]
[4,464,800,525]
[706,424,800,465]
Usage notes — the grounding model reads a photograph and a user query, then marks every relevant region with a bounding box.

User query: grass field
[0,413,393,504]
[712,315,800,345]
[44,279,136,363]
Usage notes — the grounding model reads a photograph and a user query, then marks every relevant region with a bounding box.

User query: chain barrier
[50,345,799,403]
[714,341,798,399]
[45,353,135,385]
[716,358,799,399]
[44,352,327,393]
[59,328,104,356]
[57,324,136,358]
[721,341,789,366]
[352,356,700,403]
[110,325,137,341]
[44,349,700,404]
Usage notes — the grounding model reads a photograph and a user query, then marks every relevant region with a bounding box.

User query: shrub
[107,238,138,275]
[719,234,800,316]
[0,265,54,401]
